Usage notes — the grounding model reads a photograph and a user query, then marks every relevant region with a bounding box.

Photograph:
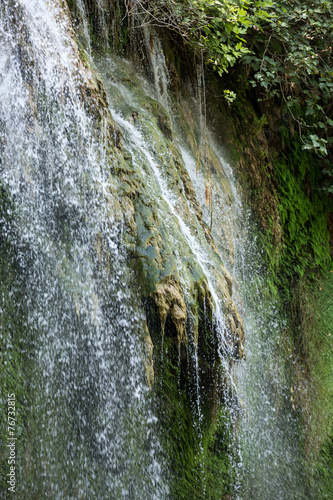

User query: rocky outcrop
[153,276,187,343]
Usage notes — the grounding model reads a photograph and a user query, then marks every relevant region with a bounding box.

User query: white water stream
[0,1,167,497]
[76,0,92,53]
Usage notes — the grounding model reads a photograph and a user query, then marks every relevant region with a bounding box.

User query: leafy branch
[130,0,332,161]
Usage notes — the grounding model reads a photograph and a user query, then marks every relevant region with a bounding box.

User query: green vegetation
[142,0,332,162]
[275,142,330,278]
[261,132,331,285]
[290,272,333,498]
[313,436,333,499]
[150,318,235,499]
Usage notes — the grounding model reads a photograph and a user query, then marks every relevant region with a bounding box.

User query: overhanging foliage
[135,0,332,161]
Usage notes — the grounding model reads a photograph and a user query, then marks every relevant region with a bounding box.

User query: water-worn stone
[153,276,187,343]
[80,41,246,368]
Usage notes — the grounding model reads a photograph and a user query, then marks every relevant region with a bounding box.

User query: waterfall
[0,1,167,497]
[95,52,240,373]
[136,30,306,498]
[1,1,310,498]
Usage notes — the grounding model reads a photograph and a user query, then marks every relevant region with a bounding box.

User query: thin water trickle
[76,0,92,53]
[142,27,172,119]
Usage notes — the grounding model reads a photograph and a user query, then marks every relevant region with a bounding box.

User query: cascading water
[95,50,239,378]
[180,137,306,498]
[0,1,167,497]
[127,29,307,498]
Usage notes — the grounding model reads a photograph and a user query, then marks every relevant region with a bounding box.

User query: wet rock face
[100,60,246,369]
[225,309,245,360]
[143,327,155,388]
[64,2,246,374]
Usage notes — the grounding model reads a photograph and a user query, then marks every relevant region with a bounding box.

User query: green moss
[244,131,331,295]
[274,135,330,281]
[312,436,333,499]
[0,184,33,491]
[290,272,333,497]
[147,299,235,499]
